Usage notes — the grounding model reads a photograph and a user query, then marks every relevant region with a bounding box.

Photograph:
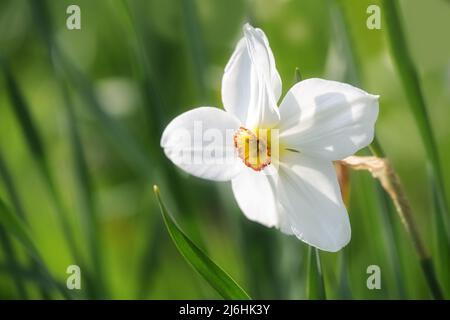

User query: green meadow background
[0,0,450,299]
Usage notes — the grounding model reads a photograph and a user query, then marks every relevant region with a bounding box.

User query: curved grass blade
[382,0,449,234]
[181,0,208,100]
[306,246,326,300]
[0,198,37,255]
[1,64,82,264]
[153,185,251,300]
[0,197,73,299]
[0,152,51,298]
[329,0,442,298]
[62,83,108,298]
[429,167,450,297]
[0,227,28,298]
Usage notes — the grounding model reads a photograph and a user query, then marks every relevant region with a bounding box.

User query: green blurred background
[0,0,449,299]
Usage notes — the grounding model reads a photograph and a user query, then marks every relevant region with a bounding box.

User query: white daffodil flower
[161,23,379,252]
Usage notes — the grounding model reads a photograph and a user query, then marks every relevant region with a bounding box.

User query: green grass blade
[382,0,449,228]
[0,227,28,298]
[306,246,326,300]
[2,65,82,263]
[0,197,73,299]
[181,0,208,100]
[62,83,108,298]
[429,167,450,297]
[0,152,51,298]
[153,185,251,300]
[337,250,352,299]
[136,215,165,299]
[329,0,441,298]
[0,198,36,255]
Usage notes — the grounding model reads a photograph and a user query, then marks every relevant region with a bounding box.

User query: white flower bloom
[161,23,379,252]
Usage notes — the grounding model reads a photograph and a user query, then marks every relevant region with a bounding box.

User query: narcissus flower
[161,23,379,252]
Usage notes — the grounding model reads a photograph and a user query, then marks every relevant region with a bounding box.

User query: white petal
[161,107,244,181]
[277,151,351,252]
[222,23,281,128]
[231,167,279,228]
[279,78,379,160]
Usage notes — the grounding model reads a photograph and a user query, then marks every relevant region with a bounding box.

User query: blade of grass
[29,0,156,180]
[306,246,326,300]
[382,0,450,298]
[0,227,28,298]
[429,166,450,297]
[62,82,108,298]
[0,151,51,298]
[0,153,28,298]
[330,0,442,298]
[118,0,207,230]
[1,65,82,265]
[117,0,212,296]
[136,213,165,299]
[0,262,65,292]
[337,250,352,299]
[0,197,37,258]
[381,0,450,239]
[181,0,208,101]
[153,185,251,300]
[0,197,72,299]
[30,9,191,302]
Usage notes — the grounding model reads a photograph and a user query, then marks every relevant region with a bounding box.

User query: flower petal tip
[242,22,254,32]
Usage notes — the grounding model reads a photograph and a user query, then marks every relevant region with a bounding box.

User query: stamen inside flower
[233,127,271,171]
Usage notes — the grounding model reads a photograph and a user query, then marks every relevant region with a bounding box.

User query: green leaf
[153,185,251,300]
[306,246,326,300]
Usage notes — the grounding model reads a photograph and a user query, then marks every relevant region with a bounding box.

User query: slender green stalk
[429,167,450,296]
[333,0,444,299]
[117,1,212,296]
[0,227,28,298]
[62,82,108,298]
[0,152,51,298]
[382,0,449,229]
[306,247,326,300]
[181,0,208,101]
[381,0,448,299]
[1,65,82,265]
[0,197,73,299]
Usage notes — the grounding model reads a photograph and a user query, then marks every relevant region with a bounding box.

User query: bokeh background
[0,0,450,299]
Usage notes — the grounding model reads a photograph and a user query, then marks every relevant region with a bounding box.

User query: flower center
[233,127,271,171]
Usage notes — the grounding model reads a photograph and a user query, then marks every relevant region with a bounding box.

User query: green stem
[306,247,326,300]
